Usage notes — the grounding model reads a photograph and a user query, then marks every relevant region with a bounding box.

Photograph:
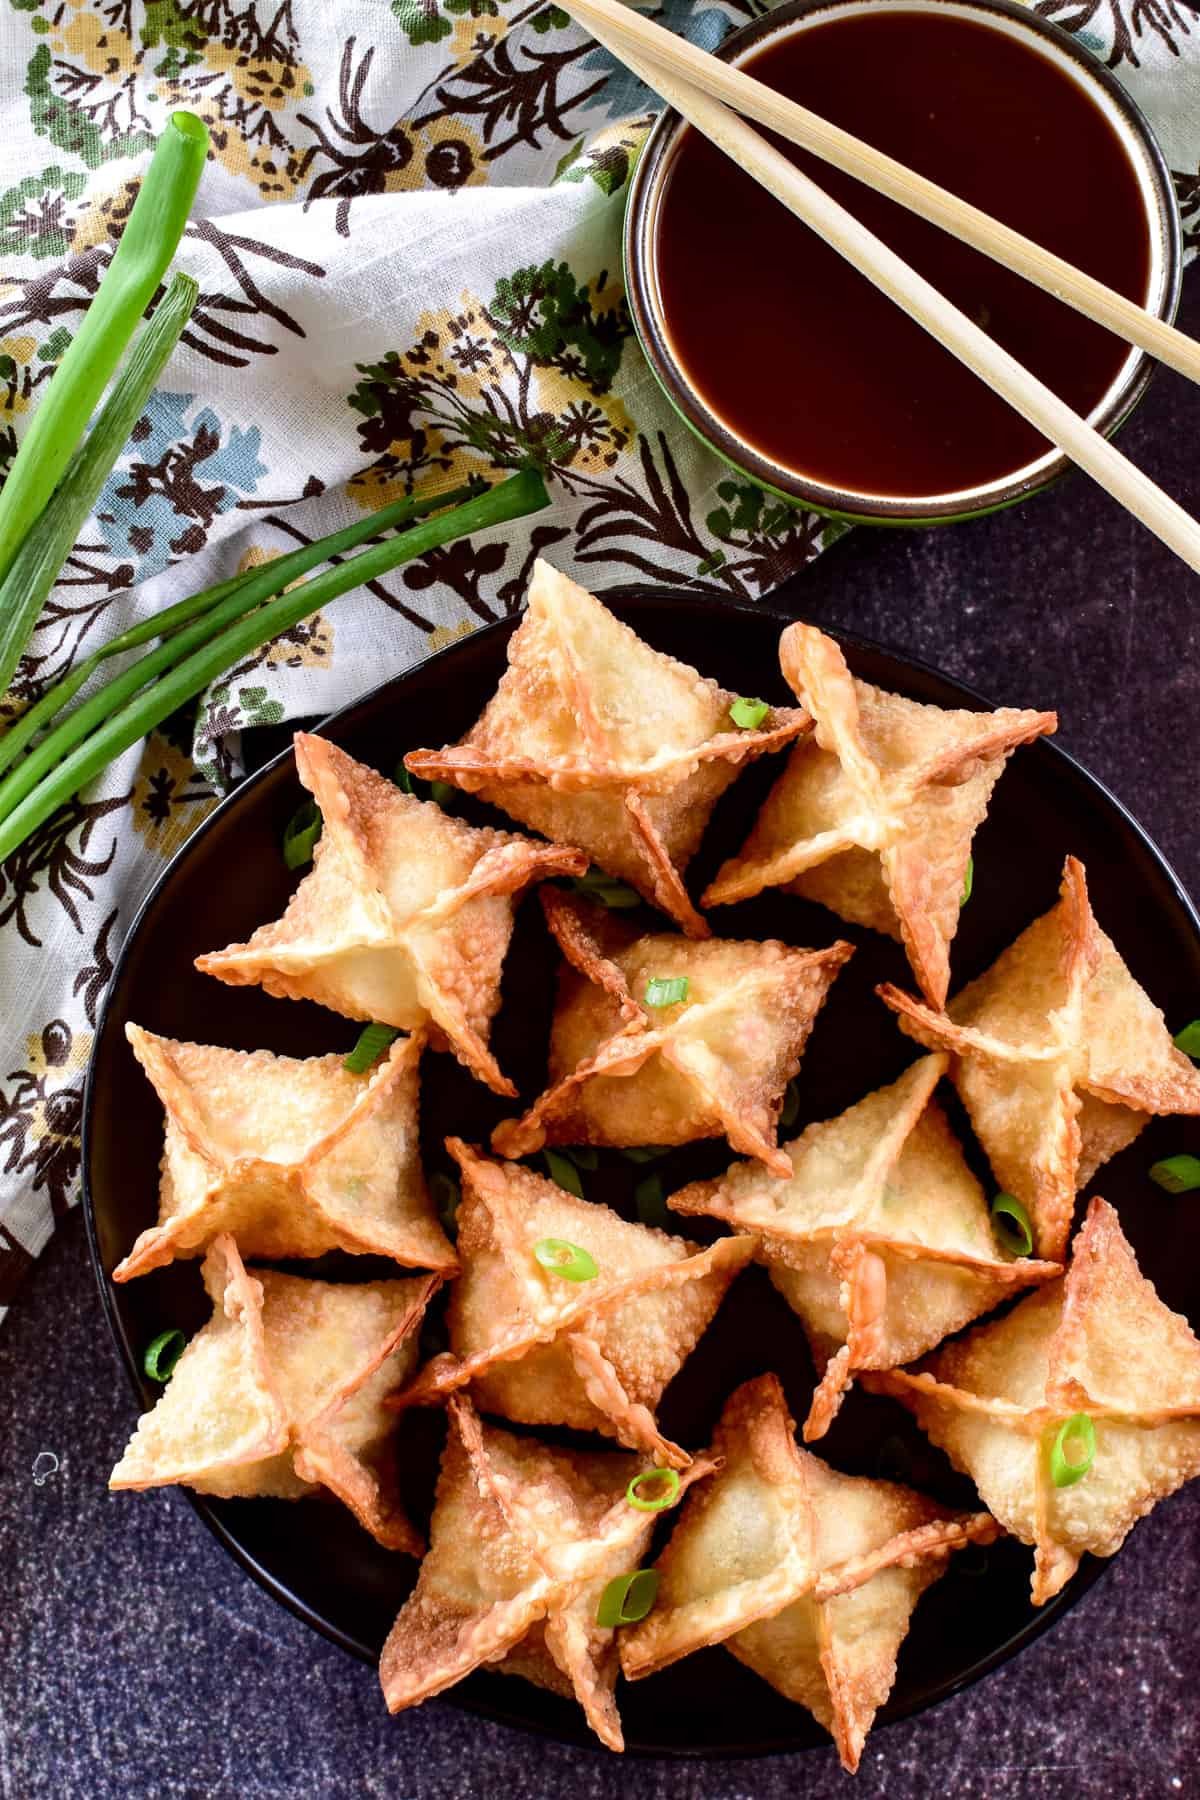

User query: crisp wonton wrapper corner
[877,855,1200,1262]
[378,1391,717,1750]
[403,559,811,937]
[392,1138,754,1468]
[669,1051,1061,1440]
[194,730,586,1096]
[618,1371,999,1771]
[114,1023,458,1281]
[703,622,1055,1009]
[491,889,853,1176]
[865,1196,1200,1605]
[110,1233,440,1554]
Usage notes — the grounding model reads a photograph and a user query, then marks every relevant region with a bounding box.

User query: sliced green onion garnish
[543,1149,584,1198]
[572,867,641,909]
[533,1237,597,1282]
[1173,1020,1200,1058]
[143,1328,187,1383]
[779,1081,801,1131]
[282,799,322,870]
[991,1192,1033,1257]
[1049,1413,1096,1488]
[344,1022,400,1073]
[729,696,769,730]
[1148,1154,1200,1195]
[634,1173,671,1230]
[626,1468,680,1512]
[961,856,974,907]
[430,1171,461,1240]
[595,1568,658,1627]
[394,766,454,809]
[621,1146,667,1164]
[644,976,689,1008]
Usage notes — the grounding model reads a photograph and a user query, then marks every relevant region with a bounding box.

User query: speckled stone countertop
[4,287,1200,1800]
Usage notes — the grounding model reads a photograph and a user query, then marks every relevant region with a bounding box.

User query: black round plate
[82,589,1200,1759]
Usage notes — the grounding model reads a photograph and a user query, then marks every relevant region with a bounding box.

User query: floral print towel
[0,0,1197,1316]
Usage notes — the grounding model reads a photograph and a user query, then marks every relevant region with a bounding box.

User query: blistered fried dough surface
[619,1374,998,1772]
[867,1198,1200,1605]
[403,560,809,936]
[110,1236,438,1551]
[378,1394,713,1750]
[879,857,1200,1261]
[671,1055,1061,1440]
[115,1026,456,1280]
[492,891,852,1175]
[395,1140,753,1467]
[704,624,1055,1006]
[195,732,586,1096]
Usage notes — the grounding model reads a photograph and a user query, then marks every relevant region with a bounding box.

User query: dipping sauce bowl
[624,0,1181,524]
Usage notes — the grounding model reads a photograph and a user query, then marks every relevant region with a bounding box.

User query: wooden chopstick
[564,0,1200,385]
[571,10,1200,576]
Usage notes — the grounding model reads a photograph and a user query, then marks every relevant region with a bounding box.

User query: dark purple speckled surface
[4,284,1200,1800]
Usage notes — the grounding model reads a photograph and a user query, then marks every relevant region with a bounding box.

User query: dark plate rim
[82,586,1198,1759]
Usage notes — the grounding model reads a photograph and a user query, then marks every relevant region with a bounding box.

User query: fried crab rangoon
[378,1392,714,1751]
[704,624,1055,1007]
[670,1054,1061,1440]
[865,1197,1200,1605]
[196,732,586,1097]
[404,559,809,936]
[619,1374,1000,1773]
[114,1025,456,1281]
[110,1235,439,1553]
[394,1140,754,1468]
[879,856,1200,1261]
[492,889,853,1175]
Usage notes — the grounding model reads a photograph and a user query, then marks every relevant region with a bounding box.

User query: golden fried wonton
[110,1235,438,1552]
[379,1392,713,1750]
[619,1373,999,1772]
[879,857,1200,1261]
[866,1197,1200,1606]
[115,1025,456,1281]
[670,1055,1060,1440]
[403,559,809,936]
[491,890,852,1175]
[195,732,586,1096]
[395,1140,752,1466]
[703,624,1055,1007]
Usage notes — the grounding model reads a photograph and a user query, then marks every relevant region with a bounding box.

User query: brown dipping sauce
[651,9,1153,498]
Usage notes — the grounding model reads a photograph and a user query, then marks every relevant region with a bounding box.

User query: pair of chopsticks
[562,0,1200,572]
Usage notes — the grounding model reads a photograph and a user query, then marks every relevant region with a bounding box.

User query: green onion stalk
[0,478,480,792]
[543,1148,585,1198]
[0,271,199,713]
[344,1023,401,1073]
[532,1236,598,1282]
[0,469,549,862]
[0,114,208,599]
